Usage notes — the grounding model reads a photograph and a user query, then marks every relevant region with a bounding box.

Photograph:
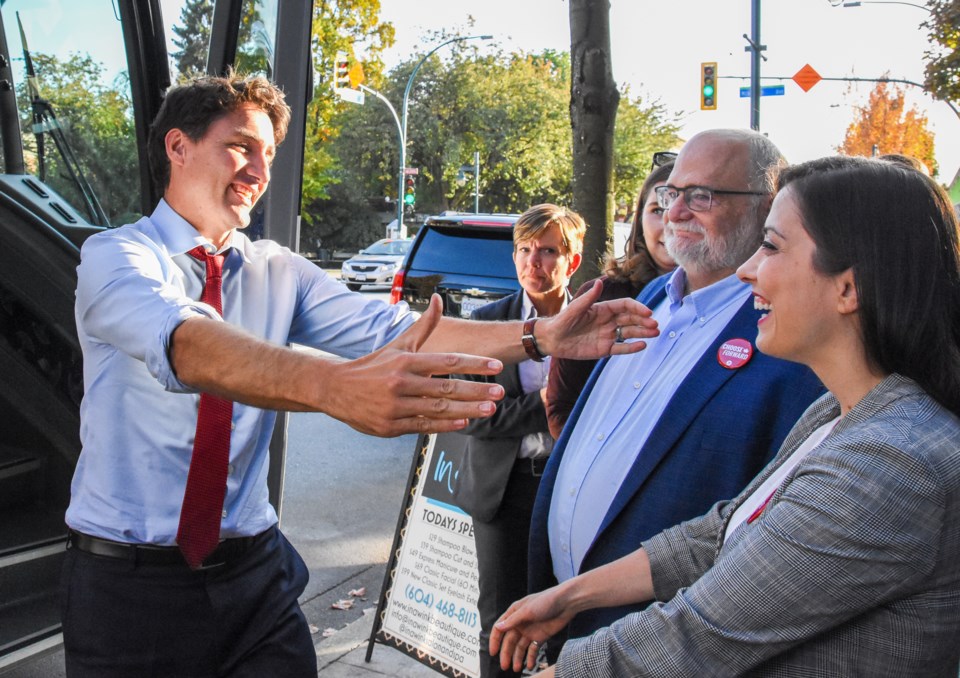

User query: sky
[12,0,955,183]
[378,0,959,183]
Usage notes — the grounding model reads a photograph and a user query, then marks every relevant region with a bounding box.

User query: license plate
[356,274,367,281]
[459,296,487,318]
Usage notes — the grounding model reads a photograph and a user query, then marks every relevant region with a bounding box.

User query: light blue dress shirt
[67,200,415,544]
[548,268,750,581]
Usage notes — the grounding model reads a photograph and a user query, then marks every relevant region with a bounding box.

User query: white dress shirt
[517,291,566,459]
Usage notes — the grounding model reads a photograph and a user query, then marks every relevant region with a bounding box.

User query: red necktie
[176,246,233,569]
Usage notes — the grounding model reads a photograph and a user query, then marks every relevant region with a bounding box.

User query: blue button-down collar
[149,199,250,262]
[664,267,750,325]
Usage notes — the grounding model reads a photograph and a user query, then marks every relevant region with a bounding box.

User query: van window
[413,227,516,278]
[2,0,139,226]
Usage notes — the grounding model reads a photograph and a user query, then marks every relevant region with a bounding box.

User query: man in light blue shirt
[62,74,657,678]
[530,129,825,642]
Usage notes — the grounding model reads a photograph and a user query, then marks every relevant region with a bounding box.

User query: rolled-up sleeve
[76,229,219,393]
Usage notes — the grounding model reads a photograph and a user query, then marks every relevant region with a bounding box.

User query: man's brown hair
[148,73,291,192]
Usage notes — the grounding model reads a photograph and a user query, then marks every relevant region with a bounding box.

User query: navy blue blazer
[528,274,825,638]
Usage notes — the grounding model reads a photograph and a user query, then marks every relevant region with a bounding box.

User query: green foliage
[299,0,394,247]
[171,0,213,79]
[19,53,139,225]
[614,88,681,213]
[318,41,679,251]
[405,47,575,213]
[923,0,960,104]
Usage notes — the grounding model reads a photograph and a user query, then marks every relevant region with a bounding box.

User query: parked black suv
[390,213,520,318]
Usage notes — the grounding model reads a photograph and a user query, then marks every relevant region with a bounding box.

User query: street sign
[739,85,785,98]
[335,87,364,105]
[792,64,822,92]
[403,167,419,175]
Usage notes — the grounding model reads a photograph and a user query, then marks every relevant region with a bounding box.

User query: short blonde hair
[513,204,586,256]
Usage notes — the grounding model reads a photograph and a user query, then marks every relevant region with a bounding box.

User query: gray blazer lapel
[716,374,919,554]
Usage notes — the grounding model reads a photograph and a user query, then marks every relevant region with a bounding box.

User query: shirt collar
[521,289,569,320]
[664,267,750,321]
[149,199,251,262]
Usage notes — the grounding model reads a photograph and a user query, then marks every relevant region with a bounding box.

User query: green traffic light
[404,193,415,205]
[703,84,715,97]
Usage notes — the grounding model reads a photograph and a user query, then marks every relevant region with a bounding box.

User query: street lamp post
[358,84,404,238]
[396,34,492,236]
[827,0,960,121]
[832,0,931,11]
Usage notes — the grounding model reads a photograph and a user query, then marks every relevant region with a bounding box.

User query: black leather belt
[67,527,272,569]
[514,456,548,477]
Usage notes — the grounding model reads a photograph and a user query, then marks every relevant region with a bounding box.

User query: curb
[314,607,377,671]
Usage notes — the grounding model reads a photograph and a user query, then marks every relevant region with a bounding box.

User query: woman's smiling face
[736,186,852,368]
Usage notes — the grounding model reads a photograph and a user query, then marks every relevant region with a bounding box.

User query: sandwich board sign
[368,432,481,677]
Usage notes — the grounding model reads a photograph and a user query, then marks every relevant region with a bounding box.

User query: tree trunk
[568,0,619,287]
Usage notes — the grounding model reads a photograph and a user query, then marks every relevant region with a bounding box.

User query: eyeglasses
[654,184,766,212]
[651,151,678,171]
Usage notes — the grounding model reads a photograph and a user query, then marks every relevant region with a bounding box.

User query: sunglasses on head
[651,151,678,171]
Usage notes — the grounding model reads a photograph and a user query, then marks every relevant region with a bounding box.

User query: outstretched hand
[489,586,574,674]
[322,295,506,437]
[538,280,659,360]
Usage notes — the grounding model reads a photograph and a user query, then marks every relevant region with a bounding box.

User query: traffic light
[700,62,717,111]
[334,51,350,90]
[403,176,416,207]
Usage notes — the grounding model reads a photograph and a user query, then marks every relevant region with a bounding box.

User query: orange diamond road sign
[792,64,822,93]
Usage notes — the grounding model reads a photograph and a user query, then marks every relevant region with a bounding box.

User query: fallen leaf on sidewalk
[331,598,355,610]
[348,587,367,598]
[308,624,320,635]
[322,628,337,638]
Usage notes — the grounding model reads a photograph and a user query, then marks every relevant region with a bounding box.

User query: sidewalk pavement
[315,608,441,677]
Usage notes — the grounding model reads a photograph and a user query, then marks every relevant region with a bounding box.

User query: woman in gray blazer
[491,156,960,677]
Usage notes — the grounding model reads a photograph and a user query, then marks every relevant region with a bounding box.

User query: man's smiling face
[167,103,276,243]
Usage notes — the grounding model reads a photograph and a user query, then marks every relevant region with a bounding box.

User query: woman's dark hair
[604,161,675,287]
[776,155,960,415]
[148,73,291,193]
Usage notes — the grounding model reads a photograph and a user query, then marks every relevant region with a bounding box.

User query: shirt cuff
[148,304,221,393]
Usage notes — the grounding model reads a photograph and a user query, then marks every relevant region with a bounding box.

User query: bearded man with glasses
[524,129,826,654]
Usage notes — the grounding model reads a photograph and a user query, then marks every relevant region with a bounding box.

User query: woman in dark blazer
[452,204,585,678]
[492,157,960,677]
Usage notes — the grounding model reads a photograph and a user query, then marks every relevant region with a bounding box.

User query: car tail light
[389,268,406,304]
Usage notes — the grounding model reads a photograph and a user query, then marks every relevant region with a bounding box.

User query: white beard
[664,211,761,275]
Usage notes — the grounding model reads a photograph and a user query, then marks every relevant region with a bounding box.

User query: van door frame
[206,0,315,516]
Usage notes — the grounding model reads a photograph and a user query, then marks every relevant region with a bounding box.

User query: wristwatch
[521,318,546,362]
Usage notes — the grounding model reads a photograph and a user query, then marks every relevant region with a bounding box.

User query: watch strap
[521,317,546,362]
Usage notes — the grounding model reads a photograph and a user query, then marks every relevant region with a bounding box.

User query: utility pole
[743,0,766,131]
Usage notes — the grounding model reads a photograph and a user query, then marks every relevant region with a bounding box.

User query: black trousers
[61,526,316,678]
[473,462,542,678]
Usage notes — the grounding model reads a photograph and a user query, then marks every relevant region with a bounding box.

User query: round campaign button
[717,338,753,369]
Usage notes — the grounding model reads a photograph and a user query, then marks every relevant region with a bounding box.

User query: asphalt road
[9,285,419,677]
